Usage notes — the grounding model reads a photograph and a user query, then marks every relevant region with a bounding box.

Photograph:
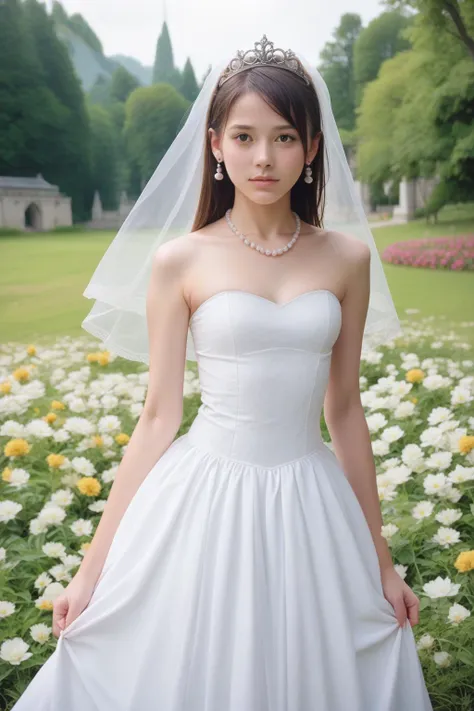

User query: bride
[12,35,433,711]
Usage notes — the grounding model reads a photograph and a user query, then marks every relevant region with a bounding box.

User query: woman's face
[209,91,320,205]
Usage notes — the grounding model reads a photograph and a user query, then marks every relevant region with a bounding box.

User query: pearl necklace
[225,209,301,257]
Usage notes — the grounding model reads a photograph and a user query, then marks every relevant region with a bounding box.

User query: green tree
[0,0,65,177]
[110,65,141,103]
[180,58,199,102]
[385,0,474,61]
[124,83,189,184]
[353,11,412,105]
[87,103,119,209]
[152,21,181,89]
[318,13,363,132]
[23,0,92,220]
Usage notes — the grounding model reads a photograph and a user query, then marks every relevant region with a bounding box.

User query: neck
[228,192,297,242]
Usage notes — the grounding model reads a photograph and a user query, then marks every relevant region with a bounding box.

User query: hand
[380,567,420,628]
[52,573,98,639]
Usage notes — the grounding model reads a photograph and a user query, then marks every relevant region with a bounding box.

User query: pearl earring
[304,163,313,184]
[214,158,224,181]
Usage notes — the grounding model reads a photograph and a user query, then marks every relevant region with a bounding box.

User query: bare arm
[323,240,395,575]
[75,241,191,586]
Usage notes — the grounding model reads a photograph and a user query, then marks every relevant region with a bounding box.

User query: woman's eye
[236,134,250,142]
[277,134,295,143]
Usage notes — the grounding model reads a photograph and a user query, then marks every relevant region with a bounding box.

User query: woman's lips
[250,178,278,184]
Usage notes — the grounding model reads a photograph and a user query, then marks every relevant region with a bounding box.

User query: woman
[12,35,433,711]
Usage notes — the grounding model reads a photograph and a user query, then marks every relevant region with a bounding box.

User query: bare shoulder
[152,234,198,276]
[322,228,371,270]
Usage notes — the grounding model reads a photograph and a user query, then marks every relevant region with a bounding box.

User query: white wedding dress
[13,289,433,711]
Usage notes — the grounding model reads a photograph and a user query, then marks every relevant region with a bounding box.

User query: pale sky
[52,0,387,81]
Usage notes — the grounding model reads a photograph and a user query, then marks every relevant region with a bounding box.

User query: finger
[393,598,407,627]
[406,594,419,627]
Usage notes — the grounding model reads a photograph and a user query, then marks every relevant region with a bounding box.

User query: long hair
[191,65,327,232]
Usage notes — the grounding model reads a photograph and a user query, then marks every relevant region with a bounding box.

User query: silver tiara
[218,34,311,88]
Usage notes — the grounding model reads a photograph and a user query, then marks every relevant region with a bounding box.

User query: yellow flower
[411,397,418,404]
[33,407,40,414]
[80,542,92,554]
[76,477,101,497]
[92,435,104,448]
[458,435,474,454]
[87,352,100,363]
[0,381,12,394]
[46,453,66,469]
[43,412,57,424]
[2,467,12,482]
[38,599,54,611]
[115,433,130,446]
[4,438,30,457]
[12,367,30,383]
[27,345,37,356]
[454,550,474,573]
[406,369,424,383]
[97,351,110,366]
[51,400,65,410]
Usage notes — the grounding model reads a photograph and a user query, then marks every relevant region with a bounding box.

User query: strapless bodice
[186,289,342,467]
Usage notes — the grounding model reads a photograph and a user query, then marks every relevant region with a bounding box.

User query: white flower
[423,473,449,496]
[0,601,15,618]
[63,417,95,436]
[401,444,426,472]
[0,500,23,522]
[448,465,474,484]
[70,518,93,537]
[451,386,472,405]
[53,429,71,443]
[29,517,49,535]
[0,547,6,563]
[38,505,67,526]
[49,489,74,507]
[447,603,471,625]
[41,582,66,602]
[425,451,453,470]
[0,420,25,437]
[433,651,451,667]
[24,419,53,438]
[42,542,67,558]
[412,501,434,520]
[101,394,119,410]
[34,573,53,590]
[48,564,72,583]
[428,407,453,425]
[423,375,449,390]
[0,638,32,665]
[61,554,82,570]
[384,465,412,486]
[394,564,408,580]
[420,427,446,449]
[366,413,387,433]
[372,439,390,456]
[432,526,461,548]
[88,500,107,513]
[416,633,435,650]
[393,401,415,419]
[101,465,118,484]
[60,472,81,487]
[4,468,30,488]
[423,576,460,599]
[381,523,399,541]
[97,415,121,434]
[435,508,462,525]
[30,623,52,644]
[71,457,96,476]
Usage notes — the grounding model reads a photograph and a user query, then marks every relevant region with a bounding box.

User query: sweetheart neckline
[189,288,342,325]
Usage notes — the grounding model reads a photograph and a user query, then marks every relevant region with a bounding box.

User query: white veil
[81,41,402,365]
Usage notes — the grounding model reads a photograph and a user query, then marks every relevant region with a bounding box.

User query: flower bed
[0,328,473,710]
[382,235,474,271]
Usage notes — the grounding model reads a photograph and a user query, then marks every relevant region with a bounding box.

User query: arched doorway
[24,202,42,230]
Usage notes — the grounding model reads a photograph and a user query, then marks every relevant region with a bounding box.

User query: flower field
[382,235,474,271]
[0,318,473,710]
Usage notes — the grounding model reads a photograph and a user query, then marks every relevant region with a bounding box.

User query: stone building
[0,174,72,231]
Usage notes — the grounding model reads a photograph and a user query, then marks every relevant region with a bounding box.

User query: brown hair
[191,65,327,232]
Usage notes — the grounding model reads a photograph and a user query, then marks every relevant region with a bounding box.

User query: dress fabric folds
[12,289,433,711]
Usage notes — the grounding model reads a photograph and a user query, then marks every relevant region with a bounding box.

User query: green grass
[0,203,473,347]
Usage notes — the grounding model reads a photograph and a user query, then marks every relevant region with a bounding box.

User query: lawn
[1,202,473,348]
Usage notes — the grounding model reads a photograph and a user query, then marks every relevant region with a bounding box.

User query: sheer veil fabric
[81,45,402,364]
